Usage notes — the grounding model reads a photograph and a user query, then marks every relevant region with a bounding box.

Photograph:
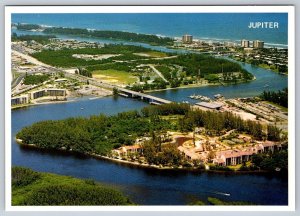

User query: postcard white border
[5,5,295,212]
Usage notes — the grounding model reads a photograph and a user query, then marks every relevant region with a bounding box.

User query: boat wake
[209,191,231,196]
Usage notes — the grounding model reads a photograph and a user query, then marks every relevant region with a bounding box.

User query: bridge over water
[64,73,173,105]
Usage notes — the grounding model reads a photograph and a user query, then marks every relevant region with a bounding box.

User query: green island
[11,33,57,44]
[16,103,287,172]
[12,166,133,206]
[14,23,174,46]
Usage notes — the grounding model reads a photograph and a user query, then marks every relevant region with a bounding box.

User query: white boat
[214,94,224,99]
[189,94,210,101]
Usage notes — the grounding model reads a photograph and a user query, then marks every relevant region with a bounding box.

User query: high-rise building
[182,34,193,43]
[253,40,264,48]
[224,41,236,47]
[241,39,250,48]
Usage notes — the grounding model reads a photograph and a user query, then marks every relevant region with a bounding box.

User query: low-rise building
[30,88,66,99]
[11,95,29,106]
[112,145,143,157]
[30,89,46,99]
[195,102,223,111]
[213,141,281,166]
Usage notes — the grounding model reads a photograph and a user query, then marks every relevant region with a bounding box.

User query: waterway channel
[11,30,288,205]
[12,68,288,205]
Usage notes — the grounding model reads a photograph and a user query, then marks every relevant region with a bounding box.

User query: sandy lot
[72,54,121,61]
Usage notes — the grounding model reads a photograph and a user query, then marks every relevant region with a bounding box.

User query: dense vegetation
[12,166,41,187]
[31,44,156,67]
[29,42,254,91]
[75,67,92,77]
[162,54,254,80]
[16,103,282,163]
[12,33,56,44]
[207,197,253,205]
[260,88,288,108]
[12,167,132,205]
[23,74,50,85]
[16,110,174,155]
[14,23,41,31]
[251,150,288,172]
[142,104,267,140]
[42,26,175,46]
[127,53,254,92]
[189,197,254,205]
[143,140,184,167]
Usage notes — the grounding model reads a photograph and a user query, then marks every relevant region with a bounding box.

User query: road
[11,73,25,89]
[148,65,169,82]
[11,48,173,104]
[12,50,49,67]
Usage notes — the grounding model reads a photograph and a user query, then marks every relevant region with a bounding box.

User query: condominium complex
[253,40,264,48]
[182,34,193,43]
[241,39,250,48]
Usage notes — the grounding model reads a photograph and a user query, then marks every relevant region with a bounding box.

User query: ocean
[11,13,288,47]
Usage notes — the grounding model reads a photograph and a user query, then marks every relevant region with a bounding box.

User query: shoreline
[13,24,288,49]
[144,77,256,93]
[11,94,112,110]
[11,78,255,110]
[15,138,272,174]
[228,56,288,76]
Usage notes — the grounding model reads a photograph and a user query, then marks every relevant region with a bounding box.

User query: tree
[267,125,282,141]
[207,151,216,163]
[113,87,119,95]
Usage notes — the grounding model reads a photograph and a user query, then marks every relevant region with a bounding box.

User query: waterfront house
[112,145,143,158]
[178,146,201,160]
[213,141,282,166]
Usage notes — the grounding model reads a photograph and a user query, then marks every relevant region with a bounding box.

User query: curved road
[11,74,25,89]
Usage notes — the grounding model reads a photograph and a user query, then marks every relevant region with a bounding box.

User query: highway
[11,48,173,104]
[11,73,25,89]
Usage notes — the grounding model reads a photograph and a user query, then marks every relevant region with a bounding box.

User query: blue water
[12,13,288,46]
[149,59,287,102]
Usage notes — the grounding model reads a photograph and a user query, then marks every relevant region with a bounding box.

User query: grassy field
[144,51,168,58]
[92,69,138,85]
[258,63,279,72]
[12,167,132,206]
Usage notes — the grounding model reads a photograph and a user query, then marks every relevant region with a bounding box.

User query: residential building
[253,40,264,48]
[182,34,193,43]
[11,95,29,106]
[241,39,250,48]
[112,145,143,158]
